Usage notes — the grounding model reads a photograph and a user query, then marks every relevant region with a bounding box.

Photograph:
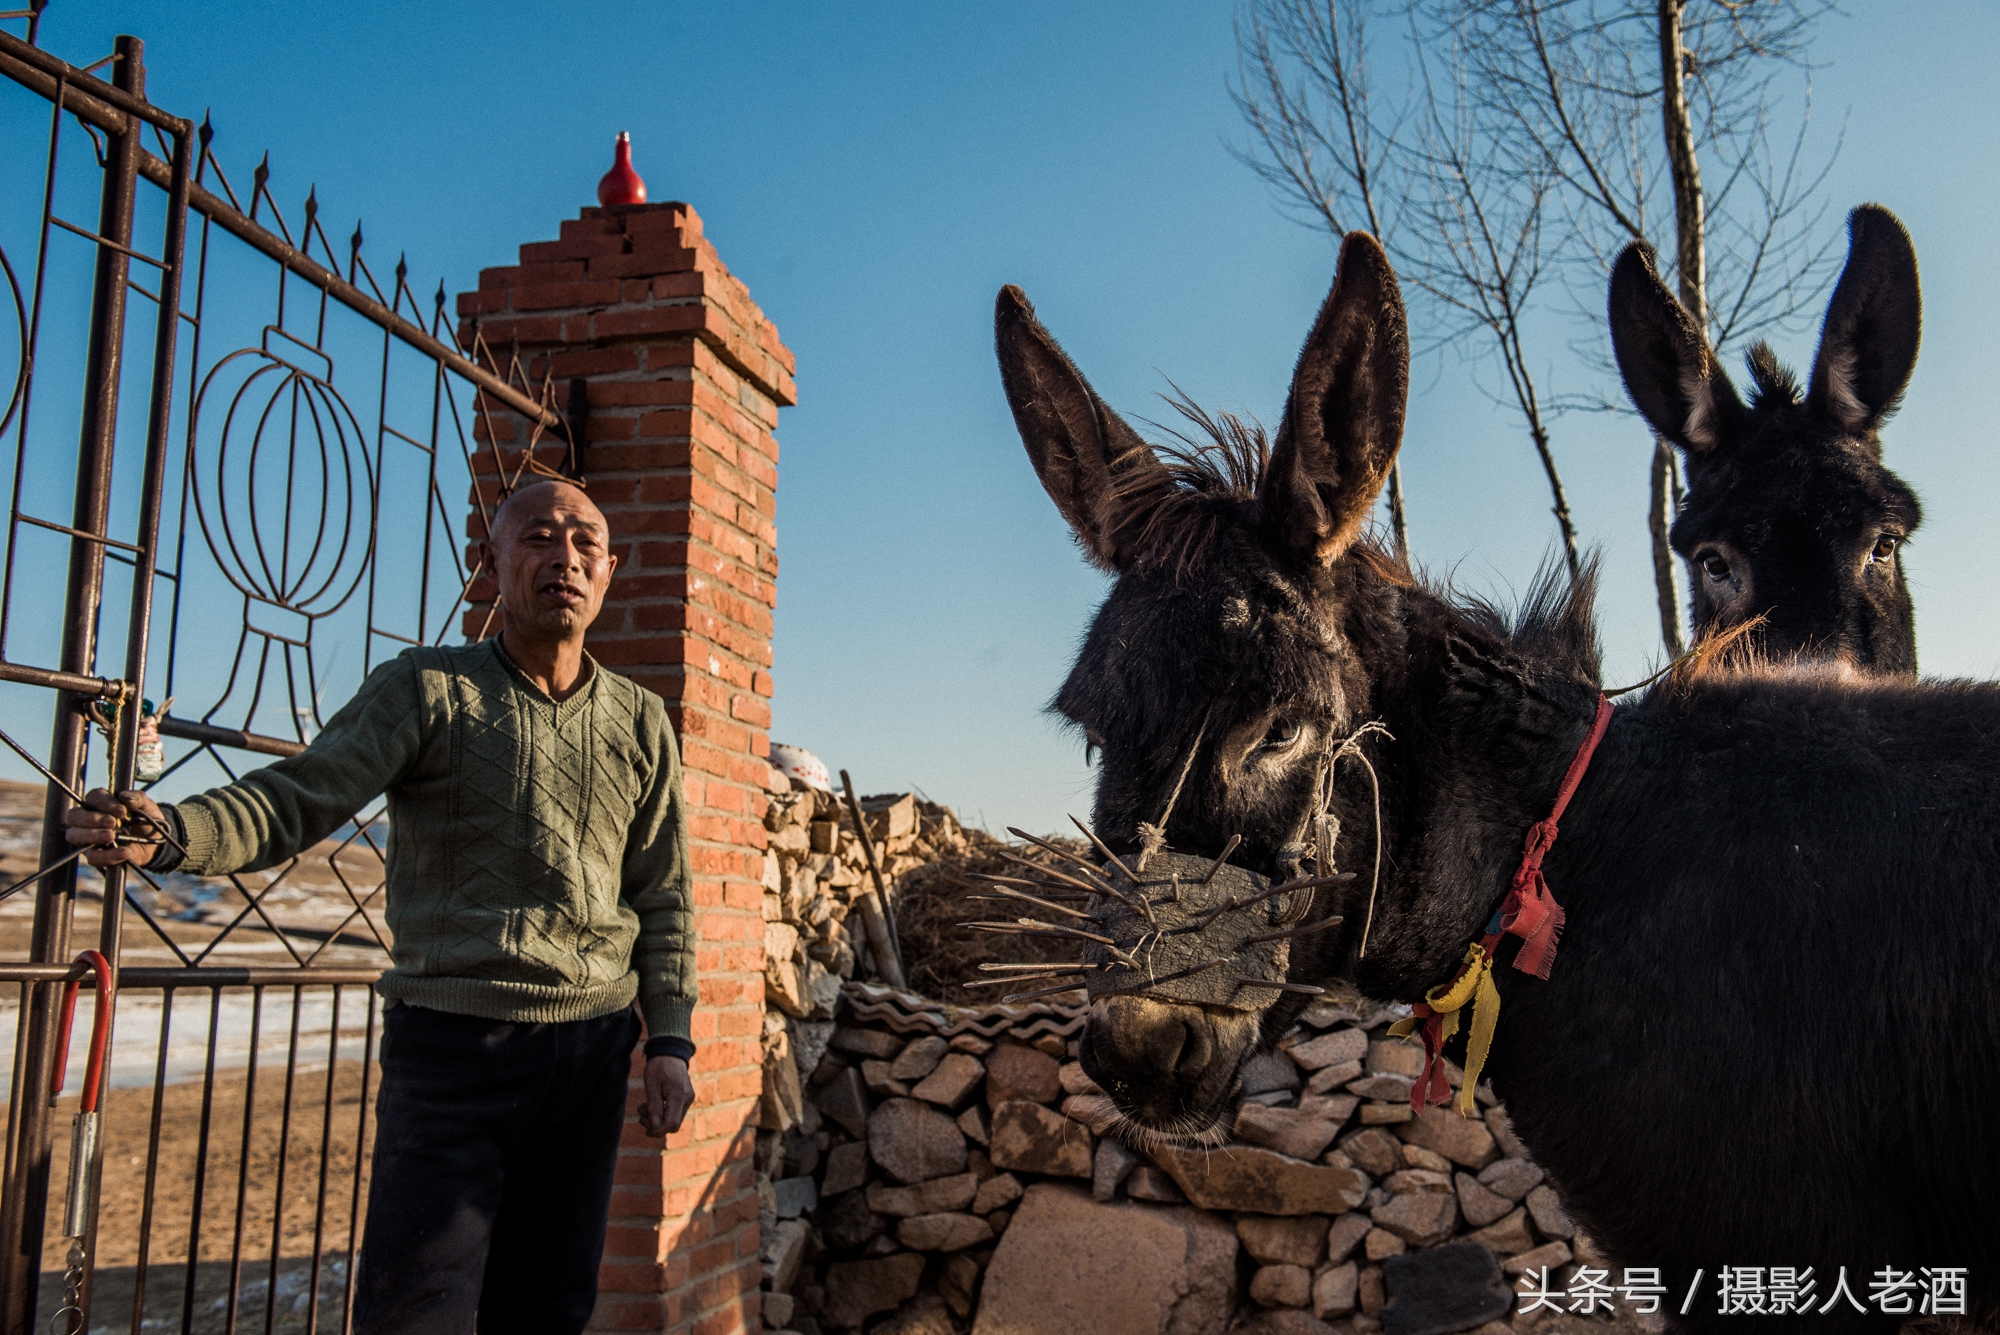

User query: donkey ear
[996,285,1176,571]
[1807,204,1921,438]
[1608,241,1748,455]
[1259,232,1409,566]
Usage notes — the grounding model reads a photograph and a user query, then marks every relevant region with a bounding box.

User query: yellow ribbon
[1388,943,1502,1116]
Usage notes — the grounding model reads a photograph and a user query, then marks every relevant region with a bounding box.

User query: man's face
[487,483,616,641]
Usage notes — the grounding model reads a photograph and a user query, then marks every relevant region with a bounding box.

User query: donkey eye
[1257,718,1303,753]
[1869,534,1900,564]
[1700,553,1731,582]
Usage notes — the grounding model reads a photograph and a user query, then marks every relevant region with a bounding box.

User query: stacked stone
[758,784,986,1117]
[754,777,1015,1333]
[755,994,1637,1335]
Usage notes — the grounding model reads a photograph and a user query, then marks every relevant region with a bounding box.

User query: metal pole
[68,80,192,1333]
[0,35,143,1331]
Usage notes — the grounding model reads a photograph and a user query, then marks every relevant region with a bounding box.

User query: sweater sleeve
[174,654,426,876]
[624,700,698,1043]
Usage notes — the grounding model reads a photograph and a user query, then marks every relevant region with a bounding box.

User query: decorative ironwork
[0,19,578,1330]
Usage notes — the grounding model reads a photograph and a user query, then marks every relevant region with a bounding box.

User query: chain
[47,1239,84,1335]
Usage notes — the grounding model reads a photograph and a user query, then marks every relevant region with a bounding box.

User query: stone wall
[753,785,1646,1335]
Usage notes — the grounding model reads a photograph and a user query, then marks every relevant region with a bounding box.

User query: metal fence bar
[0,30,187,132]
[3,977,383,1333]
[177,987,223,1333]
[129,150,565,450]
[0,36,148,1324]
[128,988,176,1334]
[0,967,385,986]
[221,985,263,1335]
[261,986,303,1335]
[340,990,378,1335]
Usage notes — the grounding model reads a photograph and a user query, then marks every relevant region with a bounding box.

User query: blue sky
[6,2,1998,835]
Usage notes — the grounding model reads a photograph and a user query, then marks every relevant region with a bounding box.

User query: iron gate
[0,19,577,1331]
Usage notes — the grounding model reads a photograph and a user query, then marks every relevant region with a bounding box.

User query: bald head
[482,477,618,654]
[491,478,606,547]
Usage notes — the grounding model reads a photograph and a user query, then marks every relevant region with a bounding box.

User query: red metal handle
[48,951,114,1113]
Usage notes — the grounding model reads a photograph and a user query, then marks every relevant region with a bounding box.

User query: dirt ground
[19,1059,378,1334]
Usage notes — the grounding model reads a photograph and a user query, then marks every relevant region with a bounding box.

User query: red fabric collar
[1499,691,1614,979]
[1402,693,1614,1110]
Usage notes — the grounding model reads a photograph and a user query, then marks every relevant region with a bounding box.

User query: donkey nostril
[1171,1015,1214,1081]
[1086,997,1218,1093]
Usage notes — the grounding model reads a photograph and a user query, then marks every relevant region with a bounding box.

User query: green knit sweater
[172,640,696,1040]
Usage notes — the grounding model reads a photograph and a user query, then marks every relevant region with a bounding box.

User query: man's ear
[1259,231,1410,566]
[996,285,1177,570]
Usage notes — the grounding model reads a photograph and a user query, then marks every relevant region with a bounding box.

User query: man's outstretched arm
[63,654,425,876]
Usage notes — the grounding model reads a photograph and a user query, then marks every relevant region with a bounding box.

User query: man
[65,478,697,1335]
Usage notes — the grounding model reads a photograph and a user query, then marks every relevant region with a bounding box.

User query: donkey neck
[1341,579,1607,1003]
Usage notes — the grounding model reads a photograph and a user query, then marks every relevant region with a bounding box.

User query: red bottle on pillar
[596,131,647,207]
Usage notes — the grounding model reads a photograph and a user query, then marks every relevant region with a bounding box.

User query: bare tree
[1442,0,1842,649]
[1234,0,1842,637]
[1401,38,1582,577]
[1233,0,1415,559]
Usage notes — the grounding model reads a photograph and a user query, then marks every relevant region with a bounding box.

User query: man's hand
[62,788,168,869]
[640,1055,694,1137]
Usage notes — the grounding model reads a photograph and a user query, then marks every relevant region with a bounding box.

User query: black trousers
[353,1003,643,1335]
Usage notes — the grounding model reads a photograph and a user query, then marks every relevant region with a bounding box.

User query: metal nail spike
[1070,816,1141,884]
[959,920,1118,946]
[1004,828,1113,880]
[1241,915,1345,945]
[1199,835,1243,884]
[1231,979,1326,995]
[966,872,1091,899]
[966,885,1096,920]
[964,974,1090,992]
[960,836,1348,1011]
[1001,981,1091,1004]
[993,851,1119,900]
[977,962,1098,973]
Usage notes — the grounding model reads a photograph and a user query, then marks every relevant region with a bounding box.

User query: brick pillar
[457,199,794,1335]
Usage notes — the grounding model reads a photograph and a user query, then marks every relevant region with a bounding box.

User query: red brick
[594,303,712,341]
[589,379,697,408]
[561,215,624,242]
[544,345,643,378]
[469,314,563,344]
[510,279,623,311]
[479,259,587,290]
[520,233,627,263]
[456,289,508,317]
[593,247,704,280]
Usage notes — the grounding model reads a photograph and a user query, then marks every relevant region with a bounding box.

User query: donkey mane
[1743,340,1802,408]
[1117,398,1268,580]
[1451,557,1605,688]
[1121,400,1605,687]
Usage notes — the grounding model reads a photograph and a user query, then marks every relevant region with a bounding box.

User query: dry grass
[889,834,1096,1007]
